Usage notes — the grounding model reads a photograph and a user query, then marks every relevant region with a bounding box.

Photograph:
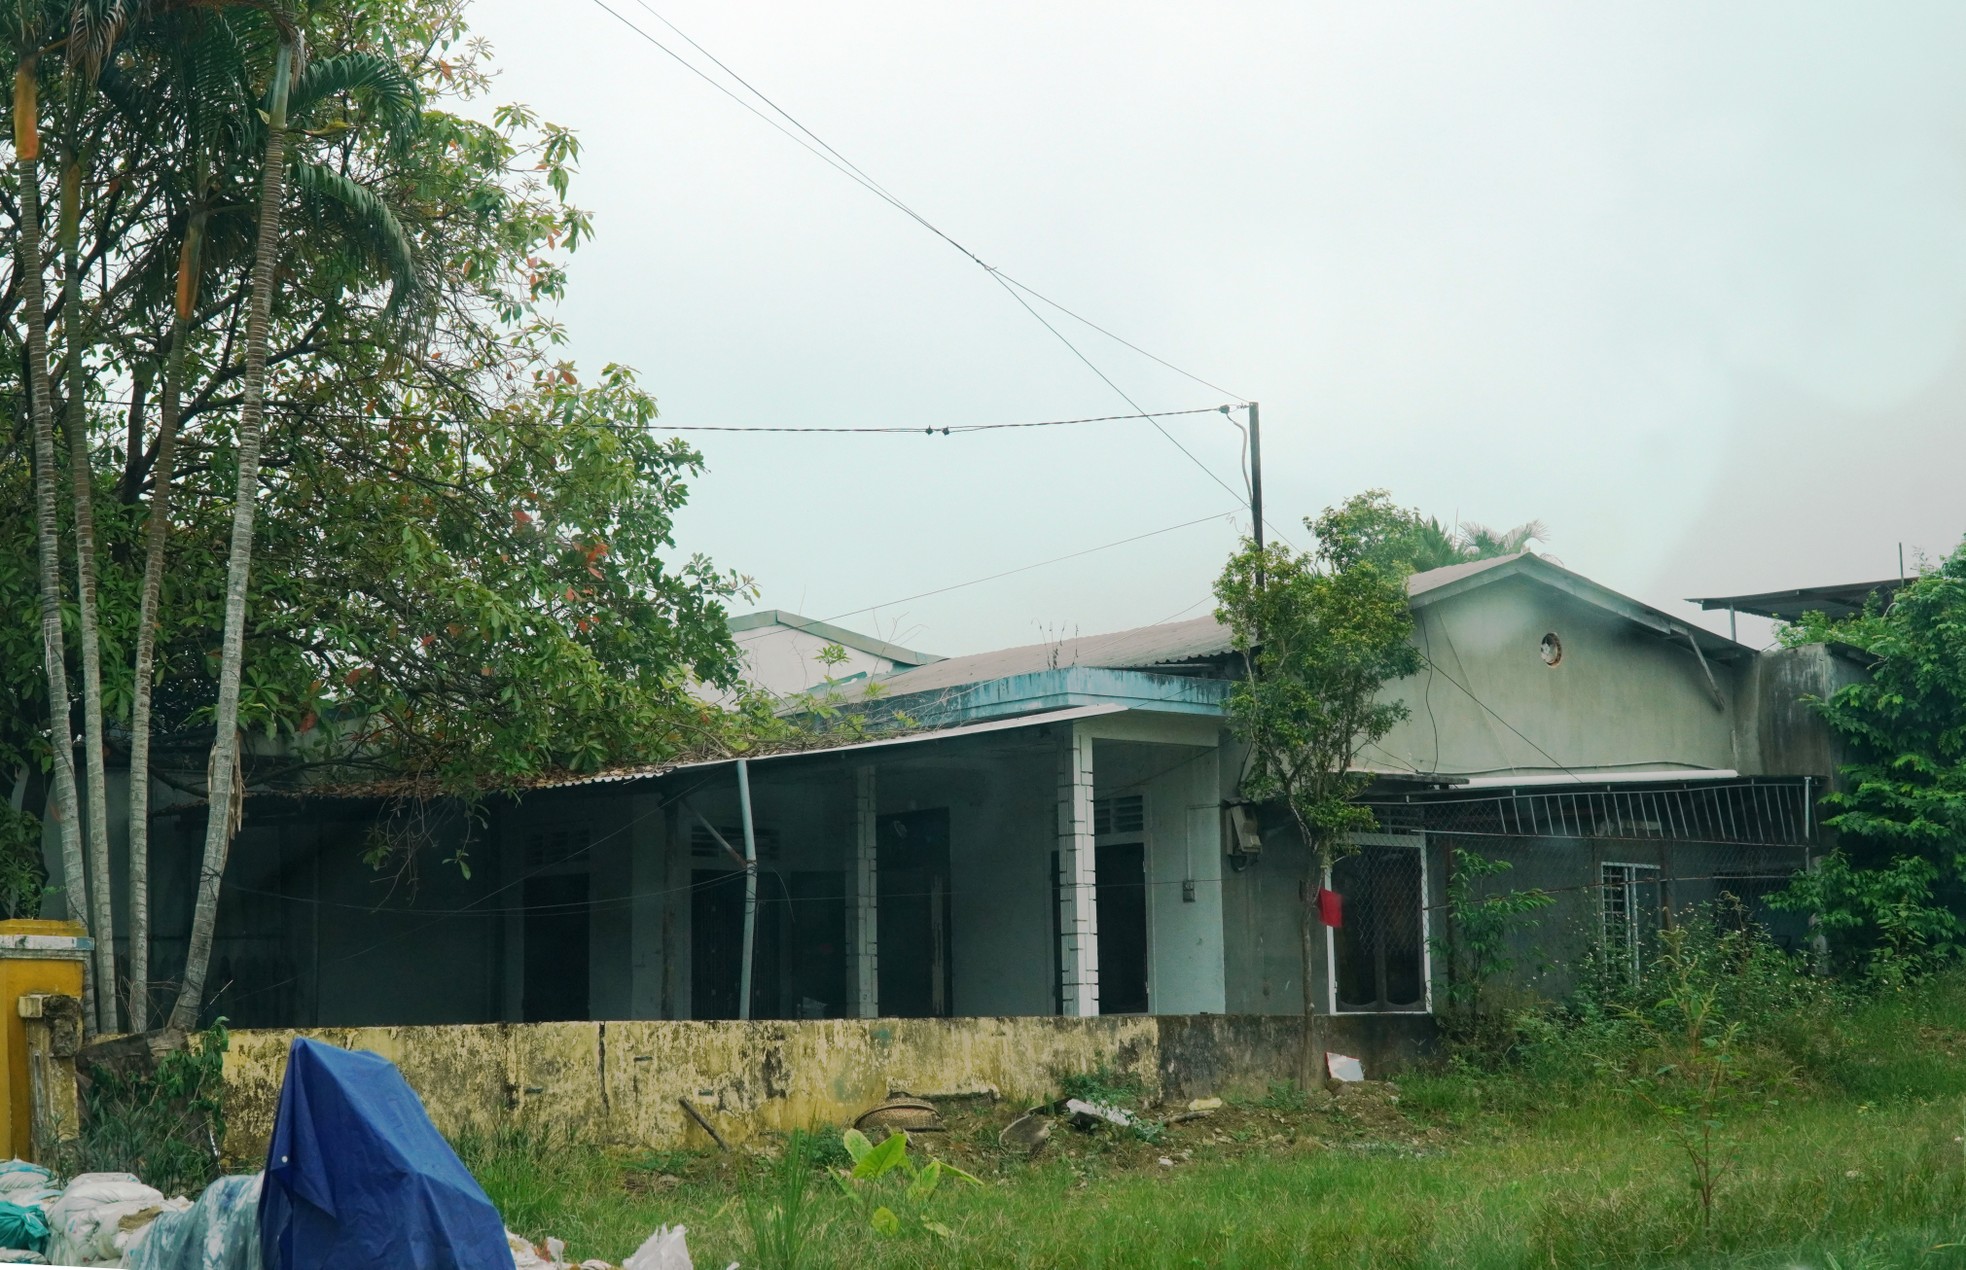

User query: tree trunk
[15,62,96,1031]
[60,156,119,1035]
[171,43,293,1032]
[126,213,204,1035]
[1300,831,1324,1090]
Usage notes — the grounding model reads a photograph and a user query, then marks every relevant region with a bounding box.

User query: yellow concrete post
[0,920,92,1159]
[18,993,82,1163]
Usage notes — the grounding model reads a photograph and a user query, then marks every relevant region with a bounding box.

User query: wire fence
[1357,779,1821,1001]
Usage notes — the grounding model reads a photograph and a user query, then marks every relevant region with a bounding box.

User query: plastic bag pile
[0,1035,701,1269]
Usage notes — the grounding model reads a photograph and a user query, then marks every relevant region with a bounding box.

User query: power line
[656,406,1234,435]
[582,0,1273,532]
[621,1,1254,413]
[993,273,1245,400]
[603,9,1242,406]
[46,392,1231,438]
[736,509,1240,642]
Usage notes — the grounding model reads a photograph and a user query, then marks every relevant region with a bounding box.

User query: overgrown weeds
[742,1126,823,1269]
[63,1021,228,1197]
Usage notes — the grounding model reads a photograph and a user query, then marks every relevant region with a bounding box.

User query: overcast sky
[464,1,1966,658]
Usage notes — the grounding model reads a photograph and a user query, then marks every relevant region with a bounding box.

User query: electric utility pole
[1247,401,1263,553]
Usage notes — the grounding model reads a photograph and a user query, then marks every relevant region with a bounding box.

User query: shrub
[63,1022,229,1197]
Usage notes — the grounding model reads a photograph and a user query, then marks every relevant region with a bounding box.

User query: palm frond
[288,158,417,313]
[67,0,136,81]
[289,50,419,133]
[1461,519,1550,558]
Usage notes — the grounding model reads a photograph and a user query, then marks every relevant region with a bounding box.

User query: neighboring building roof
[876,551,1749,702]
[726,610,943,668]
[1687,578,1904,623]
[872,615,1234,697]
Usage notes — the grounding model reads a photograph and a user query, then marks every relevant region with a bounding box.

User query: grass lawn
[471,977,1966,1268]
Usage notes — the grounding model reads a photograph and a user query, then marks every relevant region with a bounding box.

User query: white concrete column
[1056,725,1099,1016]
[847,765,879,1018]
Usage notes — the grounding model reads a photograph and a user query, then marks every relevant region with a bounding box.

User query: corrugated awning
[665,703,1128,775]
[1689,579,1903,622]
[1456,769,1739,789]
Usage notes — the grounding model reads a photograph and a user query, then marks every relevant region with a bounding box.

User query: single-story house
[55,553,1862,1037]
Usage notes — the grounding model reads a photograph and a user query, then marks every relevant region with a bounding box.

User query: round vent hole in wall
[1539,632,1563,666]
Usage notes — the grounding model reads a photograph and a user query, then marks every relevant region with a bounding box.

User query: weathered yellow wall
[222,1016,1161,1163]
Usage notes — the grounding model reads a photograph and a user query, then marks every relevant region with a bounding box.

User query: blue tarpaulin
[258,1037,512,1270]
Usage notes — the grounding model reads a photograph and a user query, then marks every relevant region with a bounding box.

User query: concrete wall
[1220,822,1443,1017]
[1745,643,1865,787]
[221,1014,1163,1161]
[1375,575,1746,778]
[220,1011,1435,1162]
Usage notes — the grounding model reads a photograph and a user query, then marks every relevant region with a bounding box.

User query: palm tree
[59,147,120,1034]
[123,2,240,1033]
[166,18,297,1032]
[128,17,418,1030]
[15,37,99,1031]
[123,198,204,1032]
[1461,519,1549,559]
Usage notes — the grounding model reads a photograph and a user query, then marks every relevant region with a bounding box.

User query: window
[690,824,780,864]
[1093,794,1145,836]
[1601,863,1661,977]
[525,825,590,870]
[1328,837,1429,1014]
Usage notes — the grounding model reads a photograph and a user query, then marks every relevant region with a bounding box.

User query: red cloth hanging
[1317,887,1343,928]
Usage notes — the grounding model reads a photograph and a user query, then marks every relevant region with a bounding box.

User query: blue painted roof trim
[864,666,1228,728]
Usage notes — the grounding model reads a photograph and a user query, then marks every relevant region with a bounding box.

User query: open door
[1095,842,1149,1014]
[876,809,952,1017]
[522,873,590,1021]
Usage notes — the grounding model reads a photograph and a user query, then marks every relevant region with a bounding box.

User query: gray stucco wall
[1375,575,1746,778]
[1745,643,1865,787]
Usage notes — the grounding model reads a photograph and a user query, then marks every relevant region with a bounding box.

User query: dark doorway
[1095,842,1149,1013]
[522,873,590,1021]
[691,868,793,1019]
[691,870,744,1019]
[877,809,952,1017]
[786,872,846,1018]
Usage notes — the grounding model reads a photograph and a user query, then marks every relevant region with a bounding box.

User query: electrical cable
[732,508,1239,641]
[580,0,1270,528]
[656,405,1233,434]
[19,392,1230,437]
[1415,648,1583,784]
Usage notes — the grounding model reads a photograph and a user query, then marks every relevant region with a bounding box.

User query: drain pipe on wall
[736,758,760,1022]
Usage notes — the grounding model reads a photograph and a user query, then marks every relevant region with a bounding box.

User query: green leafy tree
[1433,847,1553,1038]
[1,1,752,1029]
[1772,542,1966,978]
[1309,488,1549,576]
[1214,497,1424,1080]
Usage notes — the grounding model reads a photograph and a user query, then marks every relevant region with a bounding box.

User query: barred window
[1601,862,1661,978]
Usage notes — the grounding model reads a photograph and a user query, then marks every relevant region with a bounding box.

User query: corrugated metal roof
[262,706,1126,800]
[1405,552,1526,596]
[871,555,1537,697]
[1688,578,1904,623]
[872,615,1234,696]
